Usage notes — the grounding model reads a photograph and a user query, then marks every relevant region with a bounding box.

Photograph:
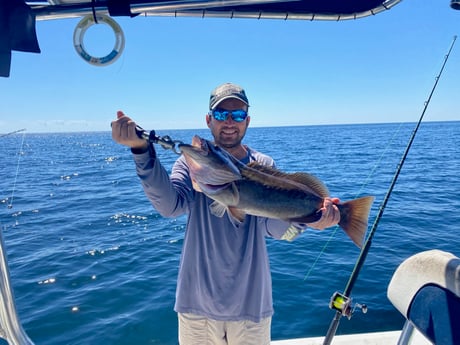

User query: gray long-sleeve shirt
[133,146,302,322]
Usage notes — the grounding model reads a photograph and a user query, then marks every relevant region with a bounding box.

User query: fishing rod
[322,35,457,345]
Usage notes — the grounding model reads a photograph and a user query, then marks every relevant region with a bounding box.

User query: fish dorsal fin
[287,172,329,198]
[245,162,329,198]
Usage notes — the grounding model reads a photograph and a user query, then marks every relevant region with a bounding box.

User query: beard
[215,129,244,149]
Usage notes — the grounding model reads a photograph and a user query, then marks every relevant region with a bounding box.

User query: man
[111,82,340,345]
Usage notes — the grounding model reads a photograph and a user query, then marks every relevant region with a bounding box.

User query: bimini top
[25,0,403,21]
[2,0,404,77]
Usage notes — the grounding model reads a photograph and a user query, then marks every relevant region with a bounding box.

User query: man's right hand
[111,111,149,150]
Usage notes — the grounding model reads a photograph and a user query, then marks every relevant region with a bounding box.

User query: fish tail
[337,196,374,248]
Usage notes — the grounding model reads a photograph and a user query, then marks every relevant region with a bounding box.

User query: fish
[178,135,374,247]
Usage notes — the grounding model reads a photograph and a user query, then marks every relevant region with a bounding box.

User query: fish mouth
[177,136,212,162]
[179,136,234,166]
[178,135,242,188]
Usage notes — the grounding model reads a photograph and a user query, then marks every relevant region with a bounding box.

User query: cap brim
[211,96,249,109]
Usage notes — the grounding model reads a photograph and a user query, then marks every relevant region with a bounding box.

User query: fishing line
[323,35,457,345]
[7,130,27,209]
[304,104,407,281]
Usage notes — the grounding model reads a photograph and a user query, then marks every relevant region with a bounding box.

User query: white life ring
[73,14,125,66]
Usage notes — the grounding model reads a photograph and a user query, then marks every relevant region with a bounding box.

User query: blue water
[0,121,459,344]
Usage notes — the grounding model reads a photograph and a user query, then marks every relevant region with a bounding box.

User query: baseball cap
[209,83,249,110]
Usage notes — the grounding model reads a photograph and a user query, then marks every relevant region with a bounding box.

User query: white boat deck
[272,329,432,345]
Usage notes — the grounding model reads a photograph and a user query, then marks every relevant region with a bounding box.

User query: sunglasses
[210,109,248,123]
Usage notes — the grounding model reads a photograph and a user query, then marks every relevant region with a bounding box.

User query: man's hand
[111,111,149,150]
[308,197,341,230]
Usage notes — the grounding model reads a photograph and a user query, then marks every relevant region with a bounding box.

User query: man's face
[206,98,250,150]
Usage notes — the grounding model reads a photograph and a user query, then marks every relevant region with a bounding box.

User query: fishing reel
[329,292,367,320]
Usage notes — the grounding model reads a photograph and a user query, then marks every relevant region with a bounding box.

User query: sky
[1,1,459,133]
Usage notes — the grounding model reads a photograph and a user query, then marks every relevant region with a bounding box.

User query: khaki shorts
[178,312,271,345]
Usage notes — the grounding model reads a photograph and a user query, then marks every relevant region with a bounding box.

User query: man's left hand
[308,197,341,230]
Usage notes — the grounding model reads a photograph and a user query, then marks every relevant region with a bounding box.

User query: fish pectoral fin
[209,202,246,223]
[228,207,246,223]
[209,201,227,218]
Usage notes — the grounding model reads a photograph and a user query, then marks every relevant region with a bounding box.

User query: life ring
[73,14,125,66]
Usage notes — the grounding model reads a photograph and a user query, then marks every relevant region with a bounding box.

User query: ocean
[1,121,459,344]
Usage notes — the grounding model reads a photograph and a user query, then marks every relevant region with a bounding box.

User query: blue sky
[1,2,459,133]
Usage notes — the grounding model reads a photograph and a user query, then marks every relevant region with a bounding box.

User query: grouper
[178,136,374,247]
